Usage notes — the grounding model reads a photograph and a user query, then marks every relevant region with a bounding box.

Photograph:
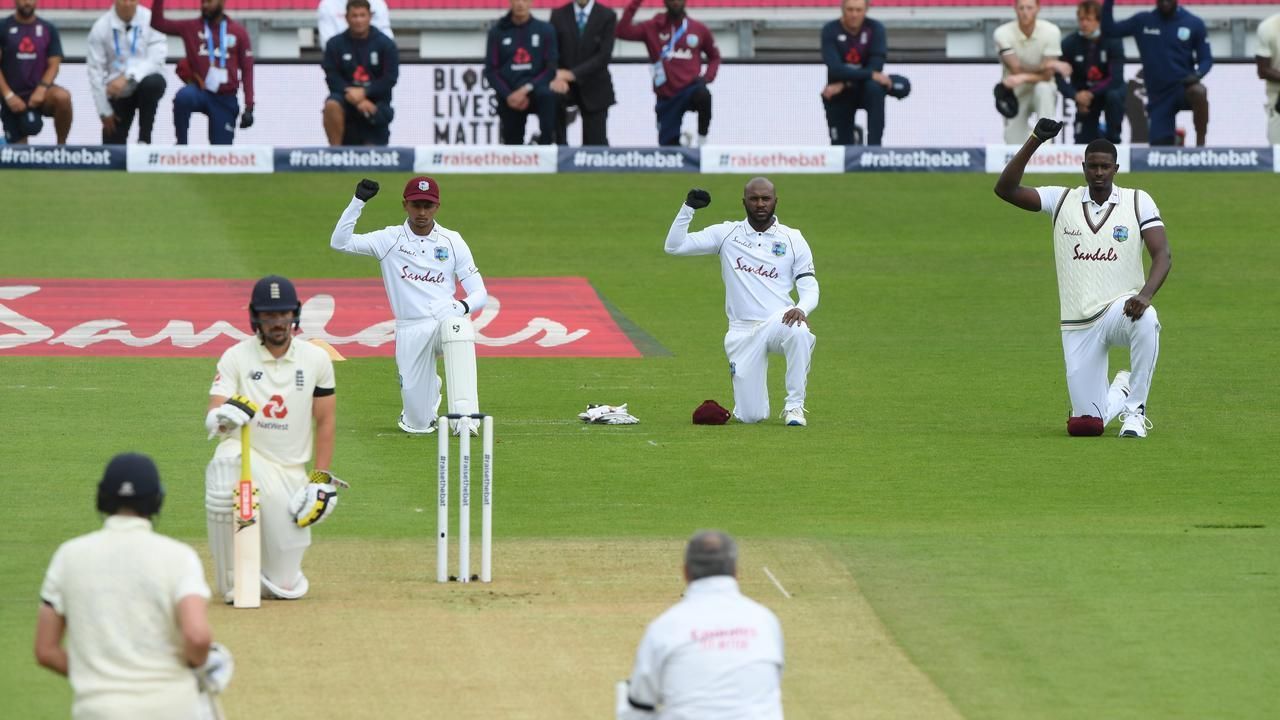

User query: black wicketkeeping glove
[355,178,380,202]
[686,188,711,209]
[239,109,254,129]
[1032,118,1063,142]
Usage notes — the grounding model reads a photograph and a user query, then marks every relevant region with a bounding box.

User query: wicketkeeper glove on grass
[289,470,349,528]
[205,395,258,440]
[578,404,640,425]
[194,642,234,694]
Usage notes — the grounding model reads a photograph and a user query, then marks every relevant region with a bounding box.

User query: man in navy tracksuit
[1102,0,1211,145]
[322,0,398,146]
[1058,0,1125,144]
[484,0,557,145]
[820,0,891,146]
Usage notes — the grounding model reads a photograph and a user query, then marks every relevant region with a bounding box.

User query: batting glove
[355,178,380,202]
[194,642,235,694]
[208,395,257,439]
[238,109,254,129]
[289,470,347,528]
[1032,118,1064,142]
[685,188,711,210]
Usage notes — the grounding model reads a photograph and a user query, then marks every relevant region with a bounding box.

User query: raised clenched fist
[355,178,380,202]
[685,188,711,209]
[1032,118,1064,142]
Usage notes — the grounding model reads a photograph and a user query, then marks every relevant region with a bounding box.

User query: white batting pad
[205,456,238,598]
[442,317,480,432]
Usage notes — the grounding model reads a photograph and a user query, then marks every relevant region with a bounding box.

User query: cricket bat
[233,424,261,609]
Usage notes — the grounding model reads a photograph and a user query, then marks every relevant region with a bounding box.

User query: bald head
[684,530,738,581]
[743,177,775,198]
[742,177,778,229]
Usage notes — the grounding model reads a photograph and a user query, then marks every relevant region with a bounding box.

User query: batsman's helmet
[887,74,911,100]
[96,453,165,517]
[248,275,301,331]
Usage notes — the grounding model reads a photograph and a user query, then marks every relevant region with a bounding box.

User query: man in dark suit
[549,0,616,145]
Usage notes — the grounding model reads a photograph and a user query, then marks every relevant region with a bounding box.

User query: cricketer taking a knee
[329,176,489,436]
[664,178,819,426]
[204,275,343,603]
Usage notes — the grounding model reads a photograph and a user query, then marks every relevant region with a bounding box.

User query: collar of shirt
[104,515,153,532]
[1080,186,1121,211]
[575,0,595,17]
[402,221,438,243]
[741,216,781,235]
[684,575,741,598]
[254,338,298,364]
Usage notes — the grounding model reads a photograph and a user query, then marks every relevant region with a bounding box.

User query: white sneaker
[1118,408,1152,438]
[782,407,807,427]
[451,418,481,437]
[398,413,437,435]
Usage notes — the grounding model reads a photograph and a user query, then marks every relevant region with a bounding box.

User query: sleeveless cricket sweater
[1051,186,1144,328]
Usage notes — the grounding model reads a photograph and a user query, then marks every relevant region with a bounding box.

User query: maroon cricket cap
[403,176,441,203]
[692,399,731,425]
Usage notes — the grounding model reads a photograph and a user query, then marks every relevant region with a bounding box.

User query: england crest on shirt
[771,241,787,257]
[434,246,449,261]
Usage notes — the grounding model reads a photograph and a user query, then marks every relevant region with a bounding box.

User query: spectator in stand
[994,0,1063,144]
[152,0,254,145]
[1102,0,1211,146]
[323,0,398,146]
[317,0,391,50]
[549,0,617,146]
[0,0,72,145]
[820,0,891,146]
[484,0,558,145]
[87,0,168,144]
[1254,12,1279,144]
[1057,0,1124,143]
[617,0,720,147]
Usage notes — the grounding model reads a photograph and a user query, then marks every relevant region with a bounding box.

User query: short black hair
[346,0,372,12]
[1084,138,1118,162]
[684,530,738,580]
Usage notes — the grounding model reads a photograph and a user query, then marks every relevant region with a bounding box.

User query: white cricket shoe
[1118,408,1152,438]
[451,418,481,437]
[782,406,808,427]
[398,413,437,435]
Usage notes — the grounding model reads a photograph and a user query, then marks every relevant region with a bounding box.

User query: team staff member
[617,0,720,147]
[36,453,233,719]
[549,0,617,146]
[317,0,391,49]
[994,0,1063,144]
[1255,12,1280,144]
[484,0,557,145]
[204,275,342,601]
[87,0,168,144]
[329,177,489,435]
[0,0,72,144]
[322,0,398,146]
[664,178,818,427]
[1057,0,1124,144]
[617,531,785,719]
[995,121,1171,438]
[152,0,255,145]
[820,0,892,146]
[1103,0,1211,146]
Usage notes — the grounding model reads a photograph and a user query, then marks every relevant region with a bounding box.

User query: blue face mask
[1084,28,1101,39]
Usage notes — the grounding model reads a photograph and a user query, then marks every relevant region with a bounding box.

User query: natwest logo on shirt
[700,146,844,174]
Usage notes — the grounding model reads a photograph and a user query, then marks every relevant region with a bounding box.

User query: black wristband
[459,299,470,315]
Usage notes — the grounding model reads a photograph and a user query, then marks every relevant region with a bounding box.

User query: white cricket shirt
[994,19,1062,76]
[625,576,784,720]
[331,198,481,324]
[1038,185,1161,327]
[666,205,817,324]
[209,337,336,466]
[1258,14,1280,109]
[40,516,209,713]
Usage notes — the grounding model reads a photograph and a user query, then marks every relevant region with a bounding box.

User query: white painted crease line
[762,566,792,599]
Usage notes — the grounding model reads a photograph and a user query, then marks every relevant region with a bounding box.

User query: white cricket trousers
[724,314,816,423]
[1004,80,1058,144]
[212,441,311,593]
[73,683,200,719]
[396,318,445,430]
[1267,103,1280,144]
[1061,296,1160,423]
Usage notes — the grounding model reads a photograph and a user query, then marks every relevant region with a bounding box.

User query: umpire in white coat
[86,0,167,144]
[617,530,785,720]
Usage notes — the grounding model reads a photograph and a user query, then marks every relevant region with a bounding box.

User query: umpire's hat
[249,275,301,329]
[994,83,1019,119]
[96,453,165,517]
[886,75,911,100]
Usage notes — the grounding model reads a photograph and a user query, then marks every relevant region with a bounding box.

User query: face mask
[1085,28,1101,39]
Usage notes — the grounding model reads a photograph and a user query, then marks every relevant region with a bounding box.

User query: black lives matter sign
[433,67,499,145]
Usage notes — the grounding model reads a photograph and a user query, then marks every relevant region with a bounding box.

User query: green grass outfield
[0,171,1277,718]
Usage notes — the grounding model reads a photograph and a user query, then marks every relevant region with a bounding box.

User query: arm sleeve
[571,11,616,79]
[209,351,240,398]
[1101,0,1139,38]
[150,0,182,36]
[173,546,212,602]
[47,25,63,61]
[792,232,818,314]
[315,354,336,392]
[140,21,168,80]
[1044,24,1062,58]
[1036,186,1066,217]
[664,205,726,256]
[372,0,394,39]
[483,28,510,98]
[322,37,346,96]
[39,547,66,614]
[86,20,112,117]
[701,30,721,83]
[330,198,397,258]
[795,276,819,316]
[625,626,663,714]
[237,27,254,107]
[365,35,398,100]
[868,22,887,73]
[615,0,645,42]
[460,272,488,314]
[1137,190,1163,229]
[531,25,557,88]
[1194,23,1213,78]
